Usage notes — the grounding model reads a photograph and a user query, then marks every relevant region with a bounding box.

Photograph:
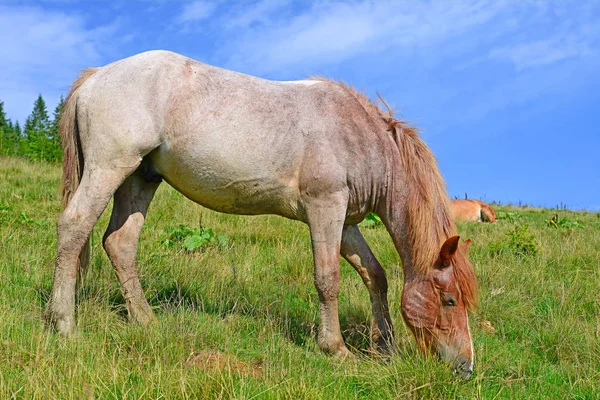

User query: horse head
[401,236,477,379]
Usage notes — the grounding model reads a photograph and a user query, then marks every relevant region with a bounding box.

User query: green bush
[496,211,520,223]
[489,224,538,257]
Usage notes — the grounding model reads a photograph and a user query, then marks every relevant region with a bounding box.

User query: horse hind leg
[341,224,394,355]
[102,171,160,326]
[46,165,139,336]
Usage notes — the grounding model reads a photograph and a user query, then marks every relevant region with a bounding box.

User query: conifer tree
[7,121,20,156]
[0,95,63,161]
[23,95,51,161]
[0,101,19,156]
[0,101,7,154]
[0,101,7,131]
[48,96,64,161]
[14,121,22,141]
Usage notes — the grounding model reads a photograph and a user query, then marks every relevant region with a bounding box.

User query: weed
[360,212,383,228]
[545,214,585,229]
[19,211,45,226]
[164,224,228,252]
[489,224,538,257]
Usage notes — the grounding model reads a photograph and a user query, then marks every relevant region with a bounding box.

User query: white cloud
[0,7,97,72]
[218,1,509,74]
[0,5,120,123]
[222,0,292,30]
[489,26,598,70]
[195,0,599,83]
[176,1,218,23]
[485,2,600,71]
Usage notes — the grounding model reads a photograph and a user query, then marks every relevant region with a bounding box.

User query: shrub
[496,211,520,223]
[489,224,538,257]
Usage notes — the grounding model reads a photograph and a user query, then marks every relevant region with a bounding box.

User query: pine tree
[0,101,7,130]
[0,101,18,156]
[0,101,7,155]
[23,95,51,161]
[14,121,21,137]
[7,121,20,156]
[48,96,64,161]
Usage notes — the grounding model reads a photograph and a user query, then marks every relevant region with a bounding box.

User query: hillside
[1,156,598,399]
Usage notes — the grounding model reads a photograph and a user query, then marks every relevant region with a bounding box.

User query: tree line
[0,95,63,162]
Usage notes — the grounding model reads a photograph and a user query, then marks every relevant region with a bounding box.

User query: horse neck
[377,158,421,282]
[377,153,454,283]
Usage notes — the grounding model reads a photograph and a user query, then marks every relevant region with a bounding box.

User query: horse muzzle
[453,356,473,380]
[439,343,474,380]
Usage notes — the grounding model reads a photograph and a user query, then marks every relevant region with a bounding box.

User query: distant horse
[451,199,496,223]
[45,51,477,378]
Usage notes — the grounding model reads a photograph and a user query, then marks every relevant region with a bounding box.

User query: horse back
[450,200,482,222]
[76,50,391,222]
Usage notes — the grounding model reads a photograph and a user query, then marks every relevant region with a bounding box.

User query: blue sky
[1,1,599,210]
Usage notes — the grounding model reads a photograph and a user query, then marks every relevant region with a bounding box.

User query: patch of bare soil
[184,350,263,378]
[478,320,496,334]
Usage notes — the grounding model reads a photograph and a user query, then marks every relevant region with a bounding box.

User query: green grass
[1,156,599,399]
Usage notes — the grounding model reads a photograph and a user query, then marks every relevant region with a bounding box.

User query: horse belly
[150,147,301,219]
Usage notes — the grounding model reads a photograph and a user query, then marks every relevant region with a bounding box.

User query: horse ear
[440,236,460,266]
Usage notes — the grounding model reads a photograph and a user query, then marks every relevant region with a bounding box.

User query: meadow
[0,156,598,399]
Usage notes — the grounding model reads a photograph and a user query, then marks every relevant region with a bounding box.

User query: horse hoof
[44,309,76,337]
[51,319,76,337]
[372,341,394,357]
[126,302,156,326]
[333,346,355,361]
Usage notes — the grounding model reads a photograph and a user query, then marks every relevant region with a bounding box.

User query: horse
[451,199,497,223]
[45,50,477,378]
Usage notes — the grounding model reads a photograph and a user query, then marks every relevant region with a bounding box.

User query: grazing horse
[451,199,497,223]
[45,51,477,378]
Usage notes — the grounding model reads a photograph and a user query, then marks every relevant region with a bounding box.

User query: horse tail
[60,67,98,207]
[60,67,99,282]
[476,200,496,223]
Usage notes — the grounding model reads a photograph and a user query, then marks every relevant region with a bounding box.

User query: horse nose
[454,357,473,380]
[456,366,473,380]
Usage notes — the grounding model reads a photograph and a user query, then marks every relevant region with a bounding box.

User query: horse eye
[441,292,457,307]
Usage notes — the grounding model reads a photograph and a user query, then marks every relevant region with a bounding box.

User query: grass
[1,156,599,399]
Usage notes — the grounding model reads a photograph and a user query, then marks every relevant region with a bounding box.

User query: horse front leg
[341,224,394,355]
[305,194,352,359]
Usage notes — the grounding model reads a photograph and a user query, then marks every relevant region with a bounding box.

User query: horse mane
[310,77,477,310]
